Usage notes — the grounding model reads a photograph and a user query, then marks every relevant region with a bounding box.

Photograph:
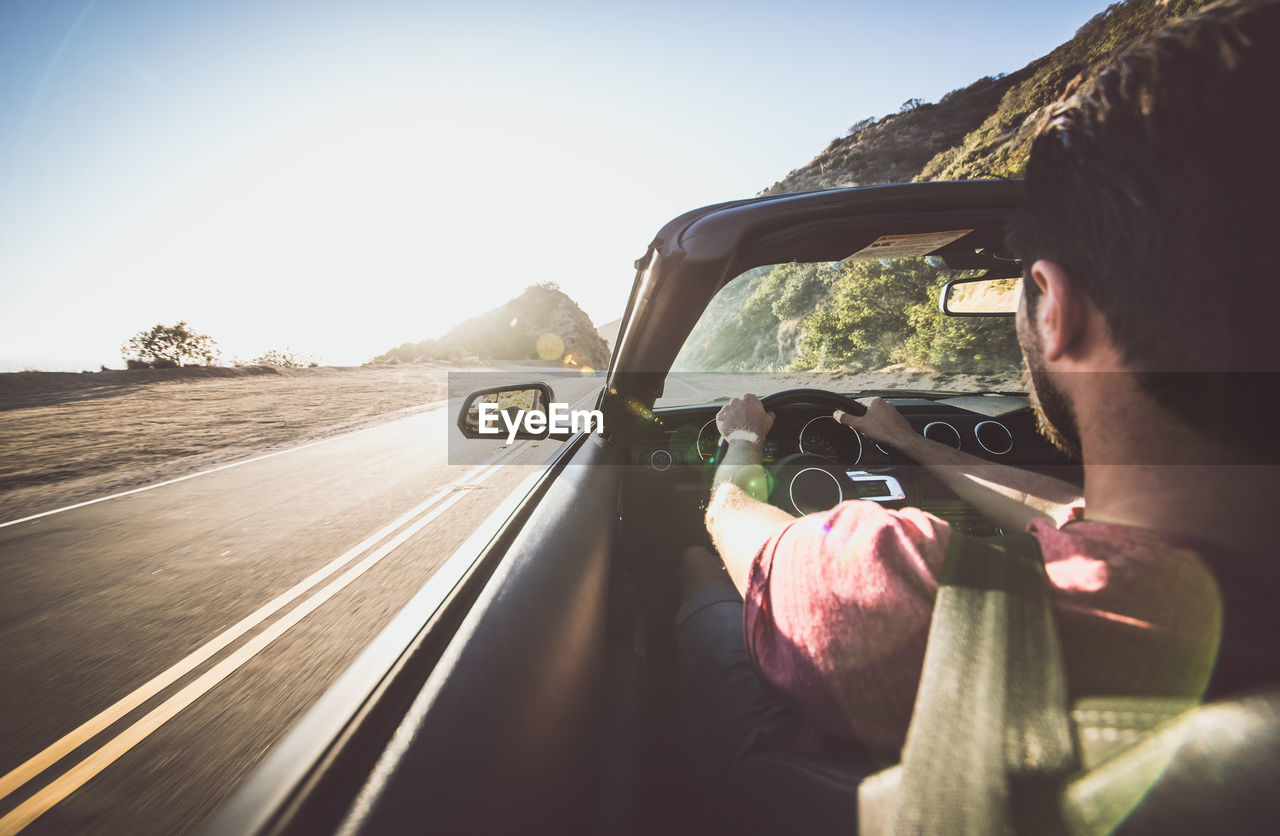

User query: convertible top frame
[606,179,1022,405]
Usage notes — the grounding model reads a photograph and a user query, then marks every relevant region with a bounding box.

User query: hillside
[372,283,611,370]
[681,0,1216,385]
[763,0,1213,194]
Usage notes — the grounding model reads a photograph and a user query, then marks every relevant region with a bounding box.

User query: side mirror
[940,275,1021,317]
[456,383,556,440]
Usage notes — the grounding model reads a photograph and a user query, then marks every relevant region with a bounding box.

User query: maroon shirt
[744,501,1240,752]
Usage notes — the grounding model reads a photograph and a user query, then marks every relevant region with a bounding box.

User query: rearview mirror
[456,383,556,440]
[940,275,1021,317]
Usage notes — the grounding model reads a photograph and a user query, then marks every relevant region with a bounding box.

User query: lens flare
[738,465,772,502]
[536,333,564,361]
[621,397,656,422]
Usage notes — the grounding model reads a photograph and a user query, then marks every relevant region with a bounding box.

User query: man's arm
[705,395,795,595]
[837,397,1083,532]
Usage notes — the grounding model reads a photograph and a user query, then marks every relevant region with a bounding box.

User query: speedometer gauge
[800,433,839,462]
[798,415,863,464]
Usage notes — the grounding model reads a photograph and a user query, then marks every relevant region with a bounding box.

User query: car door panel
[337,433,623,833]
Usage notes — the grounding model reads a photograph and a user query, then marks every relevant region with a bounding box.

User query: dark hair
[1005,0,1280,452]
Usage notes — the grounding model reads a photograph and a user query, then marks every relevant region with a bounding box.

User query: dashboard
[626,393,1081,535]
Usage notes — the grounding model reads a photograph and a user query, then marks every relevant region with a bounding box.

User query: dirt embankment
[0,364,466,523]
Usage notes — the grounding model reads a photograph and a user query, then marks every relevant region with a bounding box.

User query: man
[676,0,1280,785]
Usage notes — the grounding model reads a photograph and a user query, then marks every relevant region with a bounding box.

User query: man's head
[1006,0,1280,462]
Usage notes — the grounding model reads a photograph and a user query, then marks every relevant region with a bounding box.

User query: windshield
[658,256,1025,407]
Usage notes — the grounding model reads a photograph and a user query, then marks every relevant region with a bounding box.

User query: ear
[1028,259,1086,363]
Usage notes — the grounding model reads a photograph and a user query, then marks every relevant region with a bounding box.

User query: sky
[0,0,1110,371]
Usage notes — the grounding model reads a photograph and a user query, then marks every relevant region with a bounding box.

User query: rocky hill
[679,1,1221,382]
[763,0,1213,194]
[371,283,611,370]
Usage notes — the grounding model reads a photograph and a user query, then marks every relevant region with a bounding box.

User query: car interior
[206,181,1279,835]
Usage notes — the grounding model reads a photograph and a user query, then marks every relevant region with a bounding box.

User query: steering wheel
[714,389,868,516]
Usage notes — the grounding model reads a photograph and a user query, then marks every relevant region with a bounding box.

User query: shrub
[251,348,314,368]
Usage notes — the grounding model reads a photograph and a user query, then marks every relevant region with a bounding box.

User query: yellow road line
[0,460,508,834]
[0,441,524,807]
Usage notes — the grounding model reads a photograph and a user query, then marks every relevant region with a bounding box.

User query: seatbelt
[856,530,1280,835]
[858,532,1078,835]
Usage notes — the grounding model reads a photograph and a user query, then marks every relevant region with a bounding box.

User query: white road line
[0,461,507,835]
[0,400,452,529]
[0,438,525,808]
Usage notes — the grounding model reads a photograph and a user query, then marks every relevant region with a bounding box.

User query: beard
[1019,315,1083,461]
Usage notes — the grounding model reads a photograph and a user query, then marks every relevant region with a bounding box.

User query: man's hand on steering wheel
[716,393,775,446]
[706,394,794,593]
[834,396,913,447]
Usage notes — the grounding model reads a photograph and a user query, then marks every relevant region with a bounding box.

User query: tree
[122,321,219,368]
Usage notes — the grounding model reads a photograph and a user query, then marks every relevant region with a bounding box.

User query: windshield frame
[605,180,1024,408]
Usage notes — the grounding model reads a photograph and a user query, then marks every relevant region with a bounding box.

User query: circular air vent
[922,421,962,450]
[974,420,1014,455]
[649,449,673,472]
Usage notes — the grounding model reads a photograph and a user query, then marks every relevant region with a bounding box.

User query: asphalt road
[0,374,602,835]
